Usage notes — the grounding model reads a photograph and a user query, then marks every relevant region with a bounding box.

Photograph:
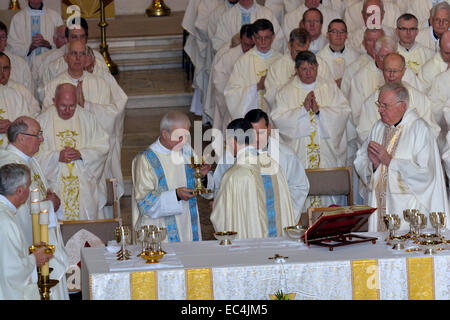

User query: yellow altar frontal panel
[62,0,115,20]
[185,268,214,300]
[351,260,380,300]
[130,271,158,300]
[407,257,435,300]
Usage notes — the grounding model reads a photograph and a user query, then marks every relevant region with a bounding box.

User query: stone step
[109,43,183,61]
[116,56,183,71]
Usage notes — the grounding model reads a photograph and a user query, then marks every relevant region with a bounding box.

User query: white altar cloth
[81,233,450,300]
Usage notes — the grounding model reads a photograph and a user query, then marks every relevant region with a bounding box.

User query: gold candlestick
[29,244,58,300]
[98,0,118,75]
[146,0,171,17]
[8,0,20,10]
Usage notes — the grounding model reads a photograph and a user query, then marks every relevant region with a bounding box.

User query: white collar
[0,194,17,212]
[67,71,86,83]
[238,2,256,13]
[150,137,173,155]
[300,80,317,91]
[255,48,272,59]
[27,5,46,17]
[236,145,258,159]
[8,145,31,164]
[226,0,235,8]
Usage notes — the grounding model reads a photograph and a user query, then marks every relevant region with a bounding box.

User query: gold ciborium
[29,244,59,300]
[189,157,211,196]
[214,231,237,245]
[146,0,171,17]
[8,0,20,10]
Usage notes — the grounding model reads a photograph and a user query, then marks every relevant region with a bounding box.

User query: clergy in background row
[265,28,333,109]
[211,118,296,239]
[418,30,450,92]
[132,111,214,241]
[300,8,328,53]
[212,0,285,52]
[344,0,400,33]
[7,0,63,64]
[0,163,53,300]
[357,52,439,146]
[405,0,450,30]
[271,51,350,210]
[341,28,385,99]
[282,0,341,41]
[395,13,434,75]
[36,83,109,221]
[317,19,360,88]
[0,117,69,300]
[0,21,34,94]
[225,19,282,120]
[206,24,255,135]
[348,35,422,129]
[354,82,449,232]
[0,53,39,150]
[416,2,450,53]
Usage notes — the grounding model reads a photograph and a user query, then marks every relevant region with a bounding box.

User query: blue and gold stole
[30,16,42,55]
[261,175,277,237]
[138,149,200,242]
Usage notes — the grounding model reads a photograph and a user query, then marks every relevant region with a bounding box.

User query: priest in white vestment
[344,0,401,33]
[271,51,351,209]
[416,2,450,52]
[132,111,214,241]
[0,54,40,150]
[0,163,53,300]
[0,22,34,94]
[354,82,449,232]
[31,24,66,94]
[282,0,341,41]
[317,19,360,89]
[348,36,423,129]
[0,117,69,300]
[429,68,450,151]
[7,0,63,64]
[42,41,125,209]
[224,19,282,120]
[357,53,440,146]
[212,0,286,53]
[207,0,238,54]
[395,14,435,75]
[404,0,450,30]
[300,8,328,53]
[36,83,109,221]
[40,18,109,94]
[206,25,255,135]
[341,28,385,99]
[265,28,333,110]
[418,31,450,92]
[210,118,296,239]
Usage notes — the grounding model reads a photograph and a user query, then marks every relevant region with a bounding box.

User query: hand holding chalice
[189,156,212,195]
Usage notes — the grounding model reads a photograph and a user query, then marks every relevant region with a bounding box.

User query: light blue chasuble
[261,175,277,237]
[138,149,200,242]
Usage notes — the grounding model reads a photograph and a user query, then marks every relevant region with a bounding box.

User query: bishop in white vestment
[354,83,449,232]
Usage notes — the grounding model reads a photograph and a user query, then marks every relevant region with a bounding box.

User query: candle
[30,189,40,245]
[39,210,49,277]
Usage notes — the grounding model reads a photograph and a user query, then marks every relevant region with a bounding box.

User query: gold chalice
[189,156,211,195]
[284,225,307,242]
[403,209,418,238]
[115,226,131,260]
[214,231,237,245]
[155,227,167,254]
[383,214,401,241]
[430,212,446,238]
[411,212,427,238]
[135,226,148,257]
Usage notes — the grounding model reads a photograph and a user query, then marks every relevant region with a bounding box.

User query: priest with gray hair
[354,82,449,232]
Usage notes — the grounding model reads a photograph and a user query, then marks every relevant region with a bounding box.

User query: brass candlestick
[29,244,59,300]
[98,0,118,75]
[146,0,171,17]
[8,0,20,10]
[189,157,211,195]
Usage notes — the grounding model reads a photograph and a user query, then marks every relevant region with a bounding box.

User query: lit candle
[30,189,40,245]
[39,209,49,277]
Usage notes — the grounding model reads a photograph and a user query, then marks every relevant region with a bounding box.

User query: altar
[81,232,450,300]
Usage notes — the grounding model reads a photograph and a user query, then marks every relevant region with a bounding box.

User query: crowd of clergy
[1,0,450,300]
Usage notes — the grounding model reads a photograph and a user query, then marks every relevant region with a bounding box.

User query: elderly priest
[210,118,296,239]
[132,111,214,241]
[0,163,53,300]
[36,83,109,221]
[354,82,449,232]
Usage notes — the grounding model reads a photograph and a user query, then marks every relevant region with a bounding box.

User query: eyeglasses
[328,30,347,35]
[20,131,43,139]
[375,101,402,110]
[397,27,418,32]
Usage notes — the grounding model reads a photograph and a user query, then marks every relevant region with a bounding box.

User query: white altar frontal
[81,232,450,300]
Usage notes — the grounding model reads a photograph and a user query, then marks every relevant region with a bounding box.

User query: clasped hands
[0,119,11,134]
[368,141,392,170]
[176,164,211,201]
[29,34,51,53]
[59,146,82,163]
[303,91,319,114]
